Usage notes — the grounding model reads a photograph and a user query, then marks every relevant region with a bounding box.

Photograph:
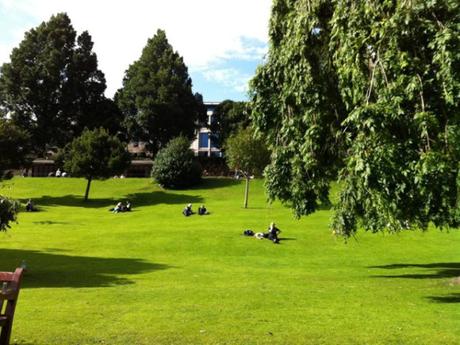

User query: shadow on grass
[426,294,460,304]
[0,249,170,288]
[369,263,460,304]
[20,191,204,209]
[368,262,460,279]
[189,177,241,190]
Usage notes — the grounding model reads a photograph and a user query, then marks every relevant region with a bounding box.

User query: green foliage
[251,0,460,236]
[151,136,202,189]
[0,119,27,231]
[116,29,206,154]
[0,119,30,177]
[0,13,119,152]
[64,128,131,200]
[225,127,270,177]
[0,195,19,231]
[211,100,251,148]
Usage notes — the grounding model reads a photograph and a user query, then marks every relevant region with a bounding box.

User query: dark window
[210,134,219,148]
[198,151,209,157]
[199,133,209,148]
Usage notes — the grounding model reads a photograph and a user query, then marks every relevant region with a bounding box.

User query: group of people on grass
[24,197,284,245]
[110,201,131,213]
[183,203,208,216]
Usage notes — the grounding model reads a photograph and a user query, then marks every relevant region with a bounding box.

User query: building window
[199,133,209,148]
[198,151,209,157]
[210,134,219,148]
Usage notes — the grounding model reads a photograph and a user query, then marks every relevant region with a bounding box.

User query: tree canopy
[251,0,460,236]
[116,29,206,154]
[0,119,30,178]
[225,127,270,208]
[211,100,251,148]
[64,128,131,200]
[0,13,118,153]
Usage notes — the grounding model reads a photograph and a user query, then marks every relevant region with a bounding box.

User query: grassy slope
[0,177,459,345]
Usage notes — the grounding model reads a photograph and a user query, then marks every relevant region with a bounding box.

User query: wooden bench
[0,268,24,345]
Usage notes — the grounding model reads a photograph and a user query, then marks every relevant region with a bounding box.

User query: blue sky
[0,0,271,102]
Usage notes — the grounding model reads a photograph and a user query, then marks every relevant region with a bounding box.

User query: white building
[190,102,222,157]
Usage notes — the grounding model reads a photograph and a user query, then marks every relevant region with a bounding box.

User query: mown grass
[1,177,459,345]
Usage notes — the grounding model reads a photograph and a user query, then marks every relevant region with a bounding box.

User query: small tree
[225,127,270,208]
[151,136,202,189]
[64,128,131,201]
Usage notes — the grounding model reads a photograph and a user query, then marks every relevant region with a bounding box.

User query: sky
[0,0,272,102]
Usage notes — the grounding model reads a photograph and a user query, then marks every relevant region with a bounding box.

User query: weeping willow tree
[251,0,460,237]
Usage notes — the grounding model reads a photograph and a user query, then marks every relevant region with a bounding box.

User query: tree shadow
[0,249,170,288]
[188,178,241,190]
[125,191,203,207]
[368,263,460,279]
[19,191,204,209]
[369,263,460,304]
[426,294,460,304]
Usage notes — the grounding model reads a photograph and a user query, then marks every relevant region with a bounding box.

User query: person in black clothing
[198,205,208,215]
[183,203,193,217]
[25,199,35,212]
[266,222,281,244]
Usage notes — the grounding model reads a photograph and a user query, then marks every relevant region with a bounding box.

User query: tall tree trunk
[84,176,92,201]
[244,176,250,208]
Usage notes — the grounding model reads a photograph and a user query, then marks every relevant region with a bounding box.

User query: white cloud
[0,0,272,97]
[202,68,252,94]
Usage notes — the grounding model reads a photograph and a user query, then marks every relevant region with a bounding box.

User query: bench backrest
[0,268,24,345]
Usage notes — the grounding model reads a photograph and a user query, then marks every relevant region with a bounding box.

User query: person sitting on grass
[125,201,132,212]
[183,203,193,217]
[198,204,208,215]
[266,222,281,244]
[25,199,36,212]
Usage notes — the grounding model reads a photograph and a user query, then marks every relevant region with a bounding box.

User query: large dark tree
[116,29,206,154]
[0,119,30,178]
[63,128,131,201]
[0,13,120,153]
[211,100,251,148]
[251,0,460,236]
[0,119,25,231]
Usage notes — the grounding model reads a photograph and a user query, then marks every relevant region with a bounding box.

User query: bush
[0,196,19,231]
[152,136,202,189]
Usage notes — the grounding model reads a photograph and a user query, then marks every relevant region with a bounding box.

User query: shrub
[0,196,19,231]
[152,136,202,189]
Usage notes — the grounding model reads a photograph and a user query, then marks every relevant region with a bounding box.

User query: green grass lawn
[1,177,459,345]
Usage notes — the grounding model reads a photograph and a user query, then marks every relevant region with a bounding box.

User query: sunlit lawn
[1,177,459,345]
